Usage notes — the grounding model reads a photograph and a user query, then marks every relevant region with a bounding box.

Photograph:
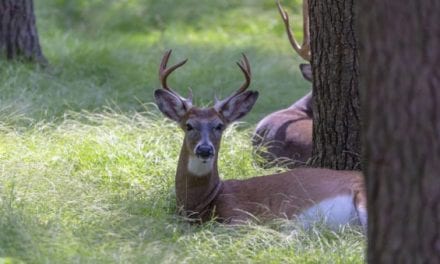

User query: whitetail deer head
[153,50,366,230]
[155,50,258,176]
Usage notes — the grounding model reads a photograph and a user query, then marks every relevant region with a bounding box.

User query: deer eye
[186,123,194,131]
[215,123,224,131]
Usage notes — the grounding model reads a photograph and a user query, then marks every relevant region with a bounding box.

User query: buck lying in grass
[253,64,313,168]
[253,0,314,168]
[154,50,367,230]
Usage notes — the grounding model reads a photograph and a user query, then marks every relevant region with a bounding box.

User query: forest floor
[0,0,365,263]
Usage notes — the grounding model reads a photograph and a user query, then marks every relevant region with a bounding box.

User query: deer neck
[289,91,313,118]
[175,143,222,219]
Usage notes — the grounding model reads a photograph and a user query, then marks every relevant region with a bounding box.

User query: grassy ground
[0,0,365,263]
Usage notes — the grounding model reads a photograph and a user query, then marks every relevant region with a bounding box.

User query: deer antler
[159,49,192,104]
[214,54,252,109]
[276,0,311,61]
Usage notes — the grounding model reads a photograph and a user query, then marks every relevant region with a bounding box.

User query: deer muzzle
[195,144,214,160]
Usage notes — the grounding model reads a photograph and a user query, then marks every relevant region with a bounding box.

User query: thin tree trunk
[0,0,46,64]
[359,1,440,263]
[309,0,361,170]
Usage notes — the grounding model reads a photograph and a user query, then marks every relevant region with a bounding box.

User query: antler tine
[301,0,310,56]
[235,53,252,94]
[225,54,252,100]
[276,0,311,61]
[159,49,189,98]
[214,54,252,109]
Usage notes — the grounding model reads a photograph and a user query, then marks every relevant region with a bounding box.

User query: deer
[154,50,367,230]
[253,0,313,168]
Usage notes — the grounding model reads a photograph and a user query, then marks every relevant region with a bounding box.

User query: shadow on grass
[0,190,41,263]
[37,0,301,34]
[0,41,310,126]
[0,0,311,126]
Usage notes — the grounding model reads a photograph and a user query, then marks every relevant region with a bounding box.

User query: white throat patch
[188,156,214,176]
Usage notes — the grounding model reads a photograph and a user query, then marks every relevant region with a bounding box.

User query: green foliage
[0,0,365,263]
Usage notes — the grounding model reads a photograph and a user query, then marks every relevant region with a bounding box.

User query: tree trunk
[359,1,440,263]
[309,0,361,170]
[0,0,46,64]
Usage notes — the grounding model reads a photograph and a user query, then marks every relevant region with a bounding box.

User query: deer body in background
[253,0,313,167]
[253,64,313,167]
[154,50,367,230]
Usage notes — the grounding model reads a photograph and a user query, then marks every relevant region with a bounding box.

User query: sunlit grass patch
[0,111,365,263]
[1,0,311,124]
[176,223,364,264]
[0,0,365,262]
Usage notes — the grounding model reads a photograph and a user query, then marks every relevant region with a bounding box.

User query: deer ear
[154,89,189,122]
[217,91,259,123]
[299,63,312,82]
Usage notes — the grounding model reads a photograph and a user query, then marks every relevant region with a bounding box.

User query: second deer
[154,50,366,230]
[253,0,313,168]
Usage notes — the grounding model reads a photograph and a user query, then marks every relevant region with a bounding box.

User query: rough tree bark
[309,0,361,170]
[359,1,440,263]
[0,0,46,64]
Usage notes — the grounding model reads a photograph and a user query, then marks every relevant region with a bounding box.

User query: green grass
[0,0,365,263]
[0,111,365,263]
[1,0,311,125]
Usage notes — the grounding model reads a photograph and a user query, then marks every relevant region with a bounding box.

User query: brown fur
[253,65,313,168]
[173,122,365,224]
[254,2,315,168]
[154,52,366,228]
[214,168,365,223]
[165,107,365,226]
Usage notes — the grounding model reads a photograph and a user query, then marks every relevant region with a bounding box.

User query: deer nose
[195,145,214,159]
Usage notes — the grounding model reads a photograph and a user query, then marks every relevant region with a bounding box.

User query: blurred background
[1,0,309,125]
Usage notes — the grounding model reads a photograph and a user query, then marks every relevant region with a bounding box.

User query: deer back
[253,65,313,167]
[212,168,366,226]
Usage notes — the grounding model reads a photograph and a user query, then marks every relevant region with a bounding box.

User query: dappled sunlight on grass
[0,112,365,263]
[1,0,311,125]
[0,0,365,263]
